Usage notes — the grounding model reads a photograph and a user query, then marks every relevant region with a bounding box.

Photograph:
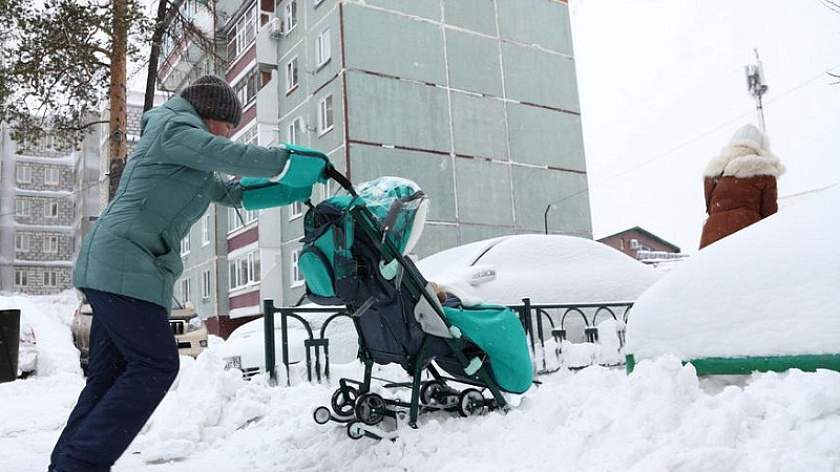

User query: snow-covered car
[216,307,358,380]
[71,297,209,374]
[417,234,663,305]
[17,312,37,378]
[416,234,664,346]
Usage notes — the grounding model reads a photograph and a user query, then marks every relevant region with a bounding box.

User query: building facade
[597,226,681,259]
[165,0,591,337]
[0,126,92,295]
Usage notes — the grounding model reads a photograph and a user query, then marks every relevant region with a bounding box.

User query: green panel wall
[413,223,460,259]
[347,143,457,223]
[445,30,503,96]
[503,43,580,112]
[359,0,441,20]
[458,224,517,247]
[497,0,573,55]
[344,4,447,85]
[507,103,585,170]
[511,166,592,237]
[345,71,451,153]
[443,0,498,36]
[451,92,507,160]
[454,159,514,225]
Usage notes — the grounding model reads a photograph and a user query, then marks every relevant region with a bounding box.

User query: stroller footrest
[464,357,483,376]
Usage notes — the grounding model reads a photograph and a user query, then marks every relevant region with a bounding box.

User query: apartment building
[0,126,90,295]
[164,0,591,336]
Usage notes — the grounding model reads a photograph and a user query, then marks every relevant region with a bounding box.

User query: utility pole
[745,48,769,132]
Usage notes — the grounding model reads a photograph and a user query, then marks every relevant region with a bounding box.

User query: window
[287,117,303,145]
[283,1,297,33]
[16,165,31,184]
[228,250,261,290]
[228,207,259,233]
[14,199,28,217]
[316,28,331,67]
[234,68,259,106]
[227,4,257,60]
[285,57,298,93]
[45,168,60,186]
[181,278,192,303]
[43,271,58,287]
[236,125,259,145]
[45,201,59,218]
[289,201,302,220]
[181,235,191,256]
[201,214,211,246]
[15,233,30,252]
[202,270,212,300]
[44,235,59,253]
[318,95,334,135]
[14,270,31,287]
[44,134,55,149]
[291,249,304,286]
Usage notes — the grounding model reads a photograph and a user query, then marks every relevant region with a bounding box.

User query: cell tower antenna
[745,48,769,132]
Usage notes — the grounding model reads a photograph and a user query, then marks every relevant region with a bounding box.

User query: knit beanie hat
[180,75,243,127]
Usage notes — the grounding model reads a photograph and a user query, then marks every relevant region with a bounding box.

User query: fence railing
[262,298,634,384]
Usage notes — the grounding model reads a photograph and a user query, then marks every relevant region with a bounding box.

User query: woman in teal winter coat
[49,75,322,472]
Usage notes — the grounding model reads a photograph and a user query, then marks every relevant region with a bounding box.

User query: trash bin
[0,309,21,383]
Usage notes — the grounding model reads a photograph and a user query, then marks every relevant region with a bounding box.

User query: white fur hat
[730,123,769,151]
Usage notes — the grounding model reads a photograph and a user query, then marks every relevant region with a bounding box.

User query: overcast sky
[568,0,840,252]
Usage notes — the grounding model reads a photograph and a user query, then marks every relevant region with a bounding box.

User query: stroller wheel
[420,381,443,406]
[331,386,359,418]
[457,389,487,417]
[355,392,387,426]
[347,421,364,440]
[313,406,332,425]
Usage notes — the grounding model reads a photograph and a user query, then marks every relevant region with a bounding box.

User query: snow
[3,236,840,472]
[626,184,840,362]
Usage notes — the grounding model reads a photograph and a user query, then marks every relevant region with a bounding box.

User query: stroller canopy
[355,176,428,256]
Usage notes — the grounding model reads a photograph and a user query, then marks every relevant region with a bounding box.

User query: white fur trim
[704,144,785,178]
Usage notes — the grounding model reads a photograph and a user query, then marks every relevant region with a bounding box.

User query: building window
[44,134,55,149]
[181,235,191,256]
[228,250,261,290]
[234,68,259,106]
[15,199,29,217]
[237,125,259,145]
[319,180,332,202]
[44,235,59,253]
[291,249,304,286]
[181,277,192,303]
[45,201,59,218]
[285,57,298,93]
[283,0,297,33]
[16,165,31,184]
[202,270,211,300]
[43,271,58,287]
[15,233,30,252]
[228,207,259,233]
[227,4,257,60]
[318,94,334,135]
[14,270,31,287]
[289,201,302,220]
[287,117,303,145]
[316,27,331,67]
[44,168,60,186]
[201,214,211,246]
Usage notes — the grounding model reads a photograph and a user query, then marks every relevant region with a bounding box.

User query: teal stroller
[298,173,533,439]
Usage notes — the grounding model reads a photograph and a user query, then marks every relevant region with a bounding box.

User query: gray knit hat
[180,75,243,127]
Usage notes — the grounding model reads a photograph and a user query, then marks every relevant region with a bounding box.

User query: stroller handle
[324,165,358,197]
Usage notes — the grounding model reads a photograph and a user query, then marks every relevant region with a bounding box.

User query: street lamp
[745,48,769,132]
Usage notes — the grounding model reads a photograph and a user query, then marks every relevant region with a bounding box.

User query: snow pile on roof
[626,185,840,362]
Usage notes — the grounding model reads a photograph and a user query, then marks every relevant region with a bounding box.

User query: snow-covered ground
[2,274,840,471]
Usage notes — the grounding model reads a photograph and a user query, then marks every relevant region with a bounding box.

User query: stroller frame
[311,173,512,439]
